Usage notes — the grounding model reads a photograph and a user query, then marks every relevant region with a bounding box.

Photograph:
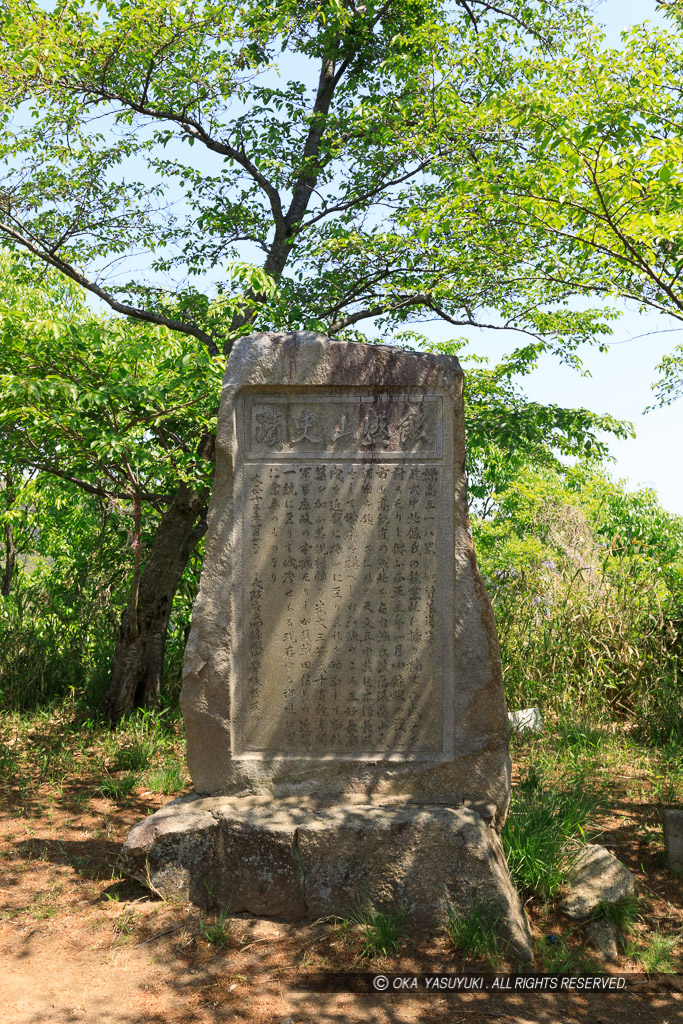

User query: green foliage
[474,464,683,740]
[445,902,503,965]
[97,772,139,801]
[0,258,212,710]
[0,742,19,785]
[418,336,631,505]
[0,469,199,711]
[0,477,123,709]
[624,930,681,973]
[0,699,186,801]
[0,257,223,499]
[502,767,600,899]
[469,8,683,405]
[116,738,159,772]
[555,721,604,752]
[0,1,681,732]
[590,895,644,932]
[348,905,406,960]
[0,0,617,360]
[0,0,653,717]
[534,934,593,974]
[199,906,233,949]
[145,763,187,795]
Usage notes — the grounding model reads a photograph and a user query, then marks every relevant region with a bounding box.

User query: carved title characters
[329,412,354,443]
[291,410,322,444]
[250,397,436,454]
[360,408,391,448]
[254,409,283,449]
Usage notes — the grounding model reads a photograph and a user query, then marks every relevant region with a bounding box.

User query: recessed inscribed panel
[248,394,441,459]
[236,389,451,758]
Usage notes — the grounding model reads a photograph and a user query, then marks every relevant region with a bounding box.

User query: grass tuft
[116,739,158,772]
[145,763,187,794]
[445,902,503,965]
[199,906,233,949]
[97,773,138,800]
[535,934,594,974]
[345,905,406,960]
[590,894,644,932]
[502,770,600,899]
[625,929,681,973]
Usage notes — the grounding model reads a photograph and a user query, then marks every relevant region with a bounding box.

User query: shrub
[474,465,683,741]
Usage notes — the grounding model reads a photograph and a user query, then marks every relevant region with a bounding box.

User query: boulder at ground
[585,919,620,964]
[119,793,533,962]
[559,844,636,919]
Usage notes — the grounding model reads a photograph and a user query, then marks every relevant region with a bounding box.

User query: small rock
[662,809,683,871]
[508,708,543,733]
[559,844,636,919]
[585,919,620,964]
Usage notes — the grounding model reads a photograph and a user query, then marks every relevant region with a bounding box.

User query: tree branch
[75,80,287,237]
[0,217,221,355]
[300,158,434,231]
[4,453,170,505]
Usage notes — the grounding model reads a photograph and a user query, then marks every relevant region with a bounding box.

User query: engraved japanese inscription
[234,389,453,758]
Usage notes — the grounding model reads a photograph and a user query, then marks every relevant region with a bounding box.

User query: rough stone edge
[119,795,532,963]
[559,843,637,919]
[180,332,511,819]
[662,808,683,871]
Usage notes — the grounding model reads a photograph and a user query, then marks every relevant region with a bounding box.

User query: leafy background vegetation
[2,307,681,743]
[0,0,681,983]
[475,463,683,745]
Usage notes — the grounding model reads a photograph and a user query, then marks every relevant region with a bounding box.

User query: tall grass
[493,555,680,732]
[0,588,113,711]
[474,468,683,744]
[501,768,600,899]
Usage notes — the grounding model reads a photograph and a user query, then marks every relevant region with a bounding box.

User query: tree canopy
[470,7,683,400]
[0,0,611,362]
[2,0,671,717]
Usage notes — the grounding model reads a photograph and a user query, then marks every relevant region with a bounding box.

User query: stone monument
[120,332,532,960]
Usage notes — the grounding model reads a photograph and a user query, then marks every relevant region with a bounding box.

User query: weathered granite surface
[180,332,511,824]
[662,808,683,871]
[585,919,620,964]
[119,793,532,961]
[559,844,636,919]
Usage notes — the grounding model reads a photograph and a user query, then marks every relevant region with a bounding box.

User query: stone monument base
[119,794,532,962]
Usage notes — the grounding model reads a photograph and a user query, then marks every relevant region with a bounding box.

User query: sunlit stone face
[182,333,510,815]
[234,388,453,759]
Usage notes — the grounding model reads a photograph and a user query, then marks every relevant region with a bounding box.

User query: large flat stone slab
[119,794,532,962]
[180,332,511,823]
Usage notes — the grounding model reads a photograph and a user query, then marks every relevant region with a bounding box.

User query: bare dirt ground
[1,782,681,1024]
[0,715,681,1024]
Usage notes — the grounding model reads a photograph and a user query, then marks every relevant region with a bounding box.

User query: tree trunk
[1,519,16,597]
[102,484,208,722]
[1,473,16,598]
